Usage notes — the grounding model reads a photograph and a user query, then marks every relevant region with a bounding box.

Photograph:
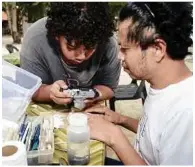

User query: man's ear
[153,39,166,63]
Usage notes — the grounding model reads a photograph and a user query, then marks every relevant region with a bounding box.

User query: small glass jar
[67,113,90,165]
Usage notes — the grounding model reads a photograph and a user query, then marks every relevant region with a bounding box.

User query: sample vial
[67,113,90,165]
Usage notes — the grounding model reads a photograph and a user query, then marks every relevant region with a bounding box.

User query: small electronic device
[60,87,99,110]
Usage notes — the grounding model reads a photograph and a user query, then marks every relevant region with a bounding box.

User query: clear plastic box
[2,60,42,122]
[25,115,54,165]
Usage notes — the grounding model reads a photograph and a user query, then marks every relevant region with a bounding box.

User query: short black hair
[119,2,193,60]
[46,2,114,49]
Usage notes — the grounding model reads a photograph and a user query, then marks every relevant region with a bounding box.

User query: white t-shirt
[135,76,193,165]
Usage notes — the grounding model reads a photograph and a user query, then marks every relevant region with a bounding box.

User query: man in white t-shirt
[85,2,193,165]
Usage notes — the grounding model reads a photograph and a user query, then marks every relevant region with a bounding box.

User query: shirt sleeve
[158,108,193,165]
[20,37,52,84]
[92,37,121,90]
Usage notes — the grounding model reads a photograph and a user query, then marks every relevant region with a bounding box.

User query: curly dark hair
[119,2,193,60]
[46,2,114,49]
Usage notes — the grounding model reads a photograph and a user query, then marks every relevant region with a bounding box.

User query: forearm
[112,128,147,165]
[32,84,52,102]
[94,85,114,101]
[118,115,139,133]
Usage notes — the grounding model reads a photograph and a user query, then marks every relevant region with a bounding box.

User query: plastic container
[67,113,90,165]
[23,115,54,165]
[2,61,54,165]
[2,60,42,122]
[2,119,19,142]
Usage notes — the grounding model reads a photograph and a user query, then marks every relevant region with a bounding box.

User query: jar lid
[67,113,88,126]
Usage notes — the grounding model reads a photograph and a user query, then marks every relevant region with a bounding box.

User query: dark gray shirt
[20,17,121,89]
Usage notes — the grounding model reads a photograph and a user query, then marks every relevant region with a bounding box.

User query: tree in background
[109,2,127,30]
[2,2,49,44]
[3,2,21,43]
[18,2,49,23]
[2,2,125,44]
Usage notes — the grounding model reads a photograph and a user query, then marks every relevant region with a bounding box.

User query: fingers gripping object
[60,87,99,110]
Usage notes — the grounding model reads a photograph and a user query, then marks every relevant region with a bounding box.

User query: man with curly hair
[20,2,121,106]
[85,2,193,165]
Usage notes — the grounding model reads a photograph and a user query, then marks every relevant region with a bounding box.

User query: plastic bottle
[67,113,90,165]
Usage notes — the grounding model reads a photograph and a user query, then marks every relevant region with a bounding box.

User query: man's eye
[86,47,95,51]
[120,48,126,53]
[86,45,96,50]
[67,44,76,50]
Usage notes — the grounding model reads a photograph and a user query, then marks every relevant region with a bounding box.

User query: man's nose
[76,50,86,60]
[75,45,86,59]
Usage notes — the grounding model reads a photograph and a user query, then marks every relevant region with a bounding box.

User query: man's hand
[50,80,72,104]
[88,114,121,147]
[88,114,147,165]
[84,98,98,108]
[85,105,122,125]
[84,85,114,107]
